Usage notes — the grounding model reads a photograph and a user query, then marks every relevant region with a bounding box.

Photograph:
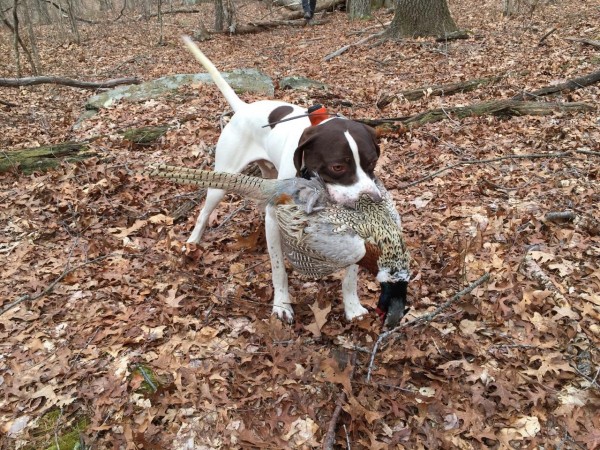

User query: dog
[182,37,382,322]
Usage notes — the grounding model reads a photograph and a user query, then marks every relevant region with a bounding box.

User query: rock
[279,76,328,91]
[85,69,275,111]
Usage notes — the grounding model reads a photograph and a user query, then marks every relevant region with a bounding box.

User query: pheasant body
[145,165,411,325]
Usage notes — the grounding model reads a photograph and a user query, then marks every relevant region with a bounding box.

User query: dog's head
[294,118,382,206]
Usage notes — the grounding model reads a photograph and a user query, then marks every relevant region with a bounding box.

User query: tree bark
[214,0,224,31]
[348,0,371,20]
[387,0,458,38]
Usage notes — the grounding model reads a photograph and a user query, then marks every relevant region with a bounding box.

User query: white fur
[182,37,375,323]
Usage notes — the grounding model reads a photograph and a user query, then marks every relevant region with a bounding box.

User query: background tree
[387,0,458,38]
[348,0,371,20]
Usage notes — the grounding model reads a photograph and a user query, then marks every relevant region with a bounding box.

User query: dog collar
[308,104,328,126]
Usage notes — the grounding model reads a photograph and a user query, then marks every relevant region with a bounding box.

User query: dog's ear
[365,124,381,156]
[294,127,318,175]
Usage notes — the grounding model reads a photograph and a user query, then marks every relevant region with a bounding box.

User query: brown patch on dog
[268,105,294,129]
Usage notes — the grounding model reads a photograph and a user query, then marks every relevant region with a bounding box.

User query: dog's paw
[272,304,294,323]
[344,304,369,322]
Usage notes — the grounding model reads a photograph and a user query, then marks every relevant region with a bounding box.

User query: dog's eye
[330,164,346,173]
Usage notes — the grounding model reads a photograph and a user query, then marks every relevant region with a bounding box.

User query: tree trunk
[387,0,458,38]
[12,0,21,77]
[348,0,371,20]
[22,2,41,72]
[214,0,224,31]
[224,0,236,32]
[65,0,80,43]
[157,0,164,44]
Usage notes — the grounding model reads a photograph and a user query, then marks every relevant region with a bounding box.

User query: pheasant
[145,165,411,327]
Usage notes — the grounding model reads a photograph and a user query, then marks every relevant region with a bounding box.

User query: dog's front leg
[265,206,294,322]
[341,264,368,321]
[187,188,226,244]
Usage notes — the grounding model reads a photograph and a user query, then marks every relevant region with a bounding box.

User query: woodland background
[1,0,599,448]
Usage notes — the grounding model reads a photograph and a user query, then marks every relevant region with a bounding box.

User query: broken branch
[0,76,141,89]
[322,352,357,450]
[377,74,504,107]
[512,67,600,100]
[363,99,595,129]
[366,273,491,382]
[1,253,117,316]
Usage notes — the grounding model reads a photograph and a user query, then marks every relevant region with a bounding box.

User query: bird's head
[375,280,408,328]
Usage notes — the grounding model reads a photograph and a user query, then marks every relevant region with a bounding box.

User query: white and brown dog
[182,37,382,322]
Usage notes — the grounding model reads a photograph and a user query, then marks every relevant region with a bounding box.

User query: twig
[366,273,491,382]
[0,253,116,316]
[343,424,351,449]
[216,200,249,229]
[399,151,572,189]
[322,353,357,450]
[0,98,18,107]
[323,30,385,61]
[538,27,557,45]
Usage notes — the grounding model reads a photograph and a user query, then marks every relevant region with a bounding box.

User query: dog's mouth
[325,182,382,207]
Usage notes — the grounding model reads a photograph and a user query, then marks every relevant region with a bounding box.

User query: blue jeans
[302,0,316,17]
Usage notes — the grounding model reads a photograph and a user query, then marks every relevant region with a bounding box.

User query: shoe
[304,11,312,20]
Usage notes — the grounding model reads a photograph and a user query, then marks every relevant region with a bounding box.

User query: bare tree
[387,0,458,38]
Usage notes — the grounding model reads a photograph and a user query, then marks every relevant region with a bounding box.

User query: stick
[538,27,557,45]
[366,273,491,382]
[0,76,141,89]
[398,151,572,189]
[0,253,116,316]
[323,30,385,61]
[322,353,357,450]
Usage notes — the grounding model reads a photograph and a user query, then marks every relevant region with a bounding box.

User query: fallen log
[362,99,595,129]
[564,37,600,48]
[225,18,321,34]
[512,68,600,100]
[0,142,96,174]
[1,126,168,174]
[0,76,141,89]
[377,74,504,107]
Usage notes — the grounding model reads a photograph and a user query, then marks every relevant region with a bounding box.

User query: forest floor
[1,0,599,448]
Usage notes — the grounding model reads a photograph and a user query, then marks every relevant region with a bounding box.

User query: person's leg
[301,0,312,19]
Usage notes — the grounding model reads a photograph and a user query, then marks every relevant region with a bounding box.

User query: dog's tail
[182,36,246,112]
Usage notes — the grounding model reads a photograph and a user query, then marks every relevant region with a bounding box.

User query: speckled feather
[145,165,410,282]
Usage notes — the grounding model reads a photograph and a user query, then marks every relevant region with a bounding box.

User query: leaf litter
[1,0,599,448]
